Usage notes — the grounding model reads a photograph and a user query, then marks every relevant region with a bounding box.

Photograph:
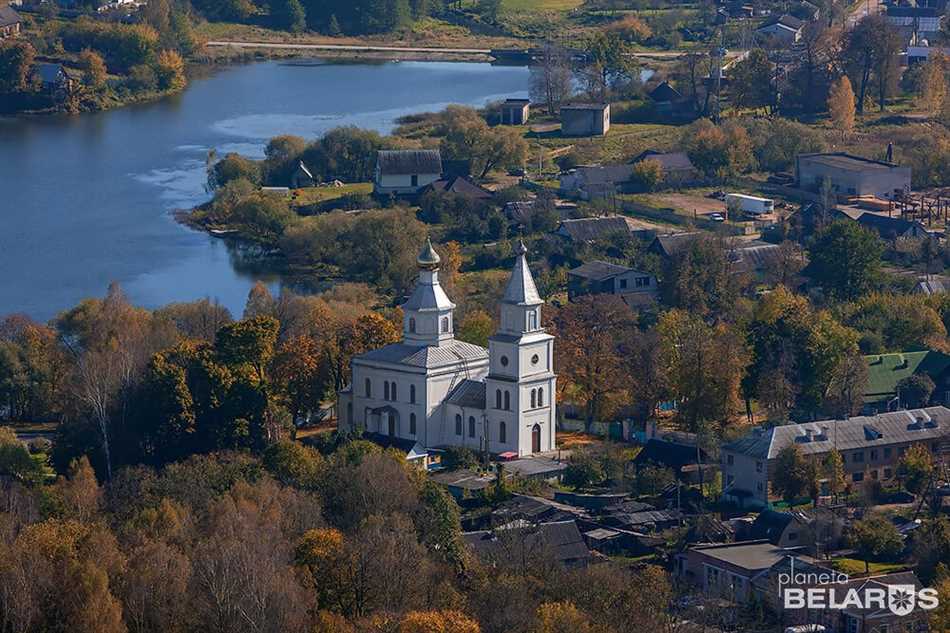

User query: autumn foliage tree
[828,75,856,135]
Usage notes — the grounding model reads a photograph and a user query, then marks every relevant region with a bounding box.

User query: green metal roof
[863,350,950,402]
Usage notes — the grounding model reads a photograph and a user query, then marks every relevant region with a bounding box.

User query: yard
[501,0,585,12]
[289,182,373,209]
[830,558,909,576]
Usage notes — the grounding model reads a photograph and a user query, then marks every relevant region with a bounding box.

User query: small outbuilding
[560,103,610,136]
[796,152,911,199]
[755,14,805,44]
[0,5,22,39]
[500,98,530,125]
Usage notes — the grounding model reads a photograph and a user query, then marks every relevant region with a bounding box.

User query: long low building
[796,153,911,200]
[721,407,950,508]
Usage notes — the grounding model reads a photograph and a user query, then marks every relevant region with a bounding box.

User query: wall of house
[721,449,769,507]
[375,172,441,195]
[561,109,609,136]
[797,160,911,198]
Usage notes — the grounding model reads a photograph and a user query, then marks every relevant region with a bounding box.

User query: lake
[0,60,530,322]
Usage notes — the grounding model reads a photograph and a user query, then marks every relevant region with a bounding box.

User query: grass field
[830,558,908,576]
[501,0,585,12]
[290,183,373,208]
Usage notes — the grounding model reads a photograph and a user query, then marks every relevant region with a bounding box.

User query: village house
[863,350,950,412]
[373,149,442,196]
[338,239,557,461]
[746,510,814,549]
[500,98,530,125]
[887,5,944,39]
[755,14,805,44]
[560,103,610,136]
[289,161,315,188]
[631,149,699,186]
[796,153,912,200]
[34,63,73,96]
[567,261,658,303]
[646,82,693,119]
[463,520,592,569]
[676,541,815,604]
[914,273,950,295]
[559,164,634,199]
[0,4,21,38]
[556,215,665,242]
[720,407,950,508]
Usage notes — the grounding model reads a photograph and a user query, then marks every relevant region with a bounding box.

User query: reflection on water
[0,60,529,321]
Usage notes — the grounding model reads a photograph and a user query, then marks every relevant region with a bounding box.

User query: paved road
[205,40,733,60]
[205,40,493,54]
[847,0,882,26]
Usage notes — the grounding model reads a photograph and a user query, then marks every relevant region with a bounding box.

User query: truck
[725,193,774,216]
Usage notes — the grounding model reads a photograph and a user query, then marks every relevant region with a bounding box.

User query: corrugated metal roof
[445,379,486,408]
[357,340,487,369]
[502,242,542,306]
[0,5,21,27]
[568,260,632,281]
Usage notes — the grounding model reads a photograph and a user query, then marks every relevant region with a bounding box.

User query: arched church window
[410,384,416,404]
[346,402,352,425]
[409,413,417,435]
[528,310,537,330]
[538,387,544,407]
[365,378,372,398]
[504,391,510,411]
[441,316,449,333]
[468,416,476,438]
[384,382,390,401]
[495,389,502,409]
[409,318,416,333]
[455,414,462,435]
[499,420,507,443]
[391,382,397,401]
[531,389,536,408]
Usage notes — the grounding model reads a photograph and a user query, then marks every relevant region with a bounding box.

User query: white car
[708,212,726,222]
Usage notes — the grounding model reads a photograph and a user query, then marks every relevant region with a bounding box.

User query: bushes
[61,19,159,74]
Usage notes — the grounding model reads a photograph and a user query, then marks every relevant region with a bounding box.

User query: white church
[338,239,557,464]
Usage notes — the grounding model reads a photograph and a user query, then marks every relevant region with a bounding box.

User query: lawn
[290,183,373,208]
[830,558,908,576]
[502,0,585,12]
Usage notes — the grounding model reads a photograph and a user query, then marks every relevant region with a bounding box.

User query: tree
[79,49,107,89]
[582,31,635,100]
[0,40,36,93]
[271,0,307,32]
[897,373,935,408]
[827,75,856,135]
[0,426,45,486]
[630,159,662,192]
[897,443,934,497]
[806,220,883,301]
[871,19,902,112]
[155,50,186,91]
[730,48,774,113]
[398,611,480,633]
[849,514,903,573]
[457,310,493,347]
[771,445,814,502]
[681,118,754,181]
[530,43,573,115]
[439,107,528,179]
[822,448,846,501]
[919,52,949,115]
[535,602,599,633]
[551,296,634,433]
[209,153,262,190]
[824,351,868,418]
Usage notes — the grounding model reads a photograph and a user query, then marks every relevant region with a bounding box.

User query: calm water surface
[0,60,529,321]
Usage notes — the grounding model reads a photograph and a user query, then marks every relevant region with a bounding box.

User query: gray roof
[35,63,65,85]
[430,468,495,491]
[759,14,805,30]
[356,339,488,369]
[561,103,609,111]
[558,216,660,242]
[502,456,568,477]
[568,260,633,281]
[856,213,926,240]
[445,378,486,408]
[632,150,696,173]
[401,271,454,312]
[916,276,950,295]
[797,152,904,173]
[0,5,21,27]
[888,6,941,16]
[692,541,808,572]
[722,407,950,460]
[377,149,442,176]
[502,243,543,306]
[648,82,683,102]
[571,164,636,186]
[650,232,703,257]
[463,520,591,566]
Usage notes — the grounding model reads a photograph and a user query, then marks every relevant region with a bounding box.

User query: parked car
[708,212,726,222]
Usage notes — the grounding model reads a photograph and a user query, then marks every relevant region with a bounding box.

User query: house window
[504,391,510,411]
[365,378,372,398]
[495,389,502,409]
[499,420,507,443]
[853,451,864,463]
[870,469,878,480]
[619,279,628,289]
[884,447,892,459]
[531,389,536,408]
[727,474,734,485]
[409,413,417,435]
[441,317,449,333]
[468,416,476,438]
[455,414,462,436]
[384,382,390,401]
[636,276,650,288]
[411,174,418,187]
[852,472,864,482]
[870,449,878,461]
[727,454,734,466]
[410,384,416,404]
[883,467,893,479]
[538,387,544,406]
[409,317,416,333]
[757,482,763,492]
[788,532,798,542]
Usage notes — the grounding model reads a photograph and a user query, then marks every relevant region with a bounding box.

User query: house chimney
[886,142,894,163]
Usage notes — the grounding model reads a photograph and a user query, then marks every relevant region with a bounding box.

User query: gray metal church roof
[357,340,488,369]
[502,241,542,306]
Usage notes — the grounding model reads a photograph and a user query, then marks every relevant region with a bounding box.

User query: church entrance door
[531,424,541,453]
[387,413,395,437]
